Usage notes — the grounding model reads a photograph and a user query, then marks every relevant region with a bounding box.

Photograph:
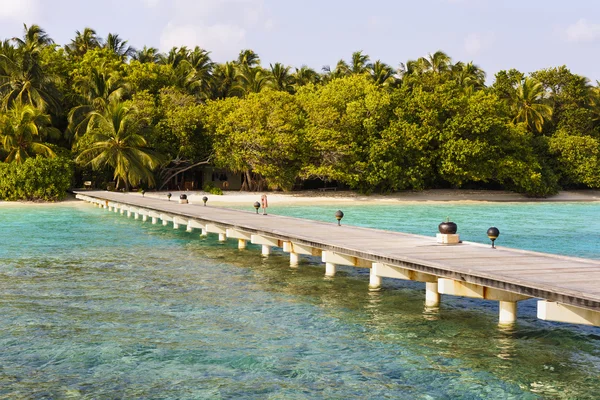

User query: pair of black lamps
[332,210,500,248]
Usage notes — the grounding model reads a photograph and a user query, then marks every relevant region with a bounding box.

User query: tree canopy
[1,25,600,197]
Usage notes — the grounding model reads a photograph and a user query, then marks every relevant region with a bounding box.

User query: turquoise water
[0,203,599,399]
[232,202,600,259]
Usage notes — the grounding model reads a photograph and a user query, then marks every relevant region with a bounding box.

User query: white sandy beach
[122,189,600,206]
[2,189,600,207]
[0,198,83,207]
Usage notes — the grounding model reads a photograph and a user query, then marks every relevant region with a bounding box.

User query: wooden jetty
[75,191,600,327]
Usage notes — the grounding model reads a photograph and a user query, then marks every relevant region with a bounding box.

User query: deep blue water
[0,202,599,399]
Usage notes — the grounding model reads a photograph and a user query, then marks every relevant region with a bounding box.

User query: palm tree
[403,51,452,77]
[185,47,214,98]
[451,61,486,92]
[159,46,214,99]
[292,65,319,88]
[350,51,371,74]
[76,101,162,190]
[159,46,189,68]
[133,46,161,64]
[188,47,213,72]
[0,34,60,112]
[103,33,135,59]
[269,63,293,92]
[418,50,452,74]
[237,49,260,68]
[0,101,59,163]
[368,60,396,86]
[237,67,270,95]
[212,62,239,98]
[171,63,206,100]
[510,77,553,133]
[68,67,128,140]
[12,24,54,51]
[321,60,350,82]
[399,59,427,77]
[65,28,101,58]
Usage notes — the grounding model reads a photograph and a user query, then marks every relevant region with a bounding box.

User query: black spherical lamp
[487,227,500,249]
[335,210,344,226]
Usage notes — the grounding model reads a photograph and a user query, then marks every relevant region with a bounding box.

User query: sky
[0,0,598,84]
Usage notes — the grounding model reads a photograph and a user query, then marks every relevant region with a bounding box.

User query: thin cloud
[157,0,271,61]
[0,0,39,22]
[565,19,600,43]
[160,22,246,60]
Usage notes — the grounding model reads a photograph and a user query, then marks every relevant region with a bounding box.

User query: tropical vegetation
[1,24,600,199]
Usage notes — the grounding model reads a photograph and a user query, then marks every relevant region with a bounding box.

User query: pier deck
[75,191,600,326]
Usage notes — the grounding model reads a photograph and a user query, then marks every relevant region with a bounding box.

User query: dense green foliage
[1,25,600,197]
[0,156,74,201]
[202,182,223,195]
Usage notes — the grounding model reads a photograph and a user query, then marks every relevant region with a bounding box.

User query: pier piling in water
[425,282,441,308]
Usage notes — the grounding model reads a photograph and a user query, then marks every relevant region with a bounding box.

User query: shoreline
[131,189,600,206]
[4,189,600,207]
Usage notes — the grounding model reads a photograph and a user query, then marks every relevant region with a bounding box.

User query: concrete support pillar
[238,239,247,250]
[218,233,226,242]
[290,252,299,267]
[134,213,139,220]
[108,206,113,212]
[325,262,337,277]
[369,268,382,291]
[114,207,118,213]
[142,215,148,222]
[201,229,208,237]
[152,217,158,225]
[186,223,193,232]
[173,222,179,229]
[499,301,517,325]
[120,208,125,215]
[261,245,271,256]
[127,210,131,218]
[162,220,168,226]
[425,282,441,307]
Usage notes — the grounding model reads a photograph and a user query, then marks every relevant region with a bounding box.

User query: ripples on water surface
[0,202,599,399]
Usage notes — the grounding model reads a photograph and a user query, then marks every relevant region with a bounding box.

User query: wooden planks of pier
[75,191,600,327]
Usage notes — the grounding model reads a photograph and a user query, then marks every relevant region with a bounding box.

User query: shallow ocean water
[232,201,600,259]
[0,202,599,399]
